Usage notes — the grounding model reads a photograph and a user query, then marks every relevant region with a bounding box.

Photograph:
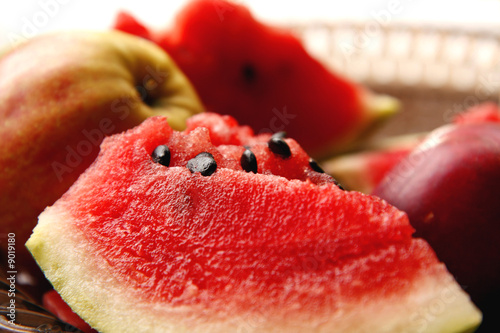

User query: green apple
[0,30,204,293]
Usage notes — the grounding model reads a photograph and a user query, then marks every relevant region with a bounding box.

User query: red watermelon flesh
[27,113,480,332]
[113,0,399,158]
[113,11,151,40]
[43,290,97,333]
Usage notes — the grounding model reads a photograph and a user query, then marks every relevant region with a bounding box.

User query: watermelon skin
[113,0,399,158]
[27,114,480,332]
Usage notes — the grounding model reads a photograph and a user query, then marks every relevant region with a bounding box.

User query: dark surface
[0,271,83,333]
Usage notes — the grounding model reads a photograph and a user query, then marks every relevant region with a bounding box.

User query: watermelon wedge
[322,132,427,193]
[27,113,481,332]
[113,0,399,158]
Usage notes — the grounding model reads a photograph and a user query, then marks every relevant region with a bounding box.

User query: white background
[0,0,499,48]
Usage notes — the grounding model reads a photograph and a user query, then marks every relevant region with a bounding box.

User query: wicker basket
[286,22,500,140]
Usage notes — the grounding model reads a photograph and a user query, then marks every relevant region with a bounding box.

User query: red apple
[372,122,500,330]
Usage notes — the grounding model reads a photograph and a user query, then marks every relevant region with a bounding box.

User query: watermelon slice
[27,113,481,332]
[113,0,399,158]
[322,132,427,193]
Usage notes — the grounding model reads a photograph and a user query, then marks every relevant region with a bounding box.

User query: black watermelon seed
[268,137,291,159]
[187,152,217,176]
[152,145,171,166]
[333,178,345,191]
[241,149,258,173]
[241,63,257,83]
[309,159,325,173]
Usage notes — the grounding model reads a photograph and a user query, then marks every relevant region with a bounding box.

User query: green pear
[0,30,204,291]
